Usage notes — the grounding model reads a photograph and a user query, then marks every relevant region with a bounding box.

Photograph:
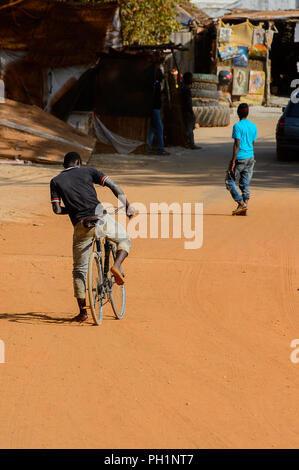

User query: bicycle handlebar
[106,204,126,215]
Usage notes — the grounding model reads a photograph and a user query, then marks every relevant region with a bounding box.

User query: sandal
[232,204,247,216]
[71,311,88,322]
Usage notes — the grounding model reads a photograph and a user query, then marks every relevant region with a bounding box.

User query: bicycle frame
[93,237,115,302]
[87,205,126,324]
[92,203,125,299]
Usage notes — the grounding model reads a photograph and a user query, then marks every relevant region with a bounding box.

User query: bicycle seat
[82,216,104,229]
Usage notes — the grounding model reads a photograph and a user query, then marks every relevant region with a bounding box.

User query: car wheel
[277,147,297,161]
[276,146,284,161]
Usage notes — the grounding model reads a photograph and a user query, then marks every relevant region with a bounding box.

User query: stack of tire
[192,74,230,127]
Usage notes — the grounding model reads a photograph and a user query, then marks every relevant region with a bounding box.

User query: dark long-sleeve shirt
[153,80,162,110]
[180,84,193,115]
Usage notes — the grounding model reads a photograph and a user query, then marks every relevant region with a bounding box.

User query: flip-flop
[111,266,125,285]
[71,311,88,322]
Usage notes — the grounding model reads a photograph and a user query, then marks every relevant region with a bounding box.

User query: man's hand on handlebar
[126,204,135,218]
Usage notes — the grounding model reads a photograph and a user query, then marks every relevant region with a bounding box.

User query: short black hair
[63,152,82,168]
[183,72,193,85]
[237,103,249,119]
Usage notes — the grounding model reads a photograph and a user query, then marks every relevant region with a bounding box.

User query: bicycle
[84,206,126,326]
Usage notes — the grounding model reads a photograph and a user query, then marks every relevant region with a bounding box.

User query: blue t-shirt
[232,119,257,160]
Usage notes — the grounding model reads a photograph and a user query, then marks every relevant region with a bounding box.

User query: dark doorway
[270,22,299,97]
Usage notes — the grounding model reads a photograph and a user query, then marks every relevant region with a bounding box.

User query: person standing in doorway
[180,72,201,150]
[226,103,257,215]
[148,68,170,156]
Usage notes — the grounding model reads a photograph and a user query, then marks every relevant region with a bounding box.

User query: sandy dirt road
[0,117,298,449]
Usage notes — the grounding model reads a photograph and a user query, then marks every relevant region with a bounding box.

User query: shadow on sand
[0,310,117,326]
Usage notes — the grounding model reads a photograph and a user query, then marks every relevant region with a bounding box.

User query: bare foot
[111,266,125,285]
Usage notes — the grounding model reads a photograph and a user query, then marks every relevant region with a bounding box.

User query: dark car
[276,98,299,160]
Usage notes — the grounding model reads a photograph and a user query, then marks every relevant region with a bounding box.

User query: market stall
[212,18,276,106]
[218,9,299,105]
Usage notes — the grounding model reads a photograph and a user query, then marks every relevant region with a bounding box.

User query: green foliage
[83,0,182,45]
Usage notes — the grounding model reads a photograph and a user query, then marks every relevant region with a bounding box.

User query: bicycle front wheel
[88,251,104,325]
[109,248,126,319]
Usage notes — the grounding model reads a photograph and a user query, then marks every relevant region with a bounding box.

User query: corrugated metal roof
[223,8,299,20]
[178,2,212,26]
[191,0,299,18]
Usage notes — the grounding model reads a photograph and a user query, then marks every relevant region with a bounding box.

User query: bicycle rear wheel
[108,247,126,319]
[88,251,104,325]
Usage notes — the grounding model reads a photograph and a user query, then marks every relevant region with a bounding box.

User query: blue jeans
[225,157,255,202]
[148,109,164,151]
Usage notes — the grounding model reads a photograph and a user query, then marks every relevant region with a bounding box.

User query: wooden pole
[214,19,220,74]
[265,22,271,107]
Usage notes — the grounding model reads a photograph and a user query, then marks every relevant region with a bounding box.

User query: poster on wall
[218,44,239,61]
[249,45,267,59]
[219,27,232,43]
[253,29,265,46]
[232,47,248,67]
[232,68,248,96]
[240,94,264,105]
[249,71,265,95]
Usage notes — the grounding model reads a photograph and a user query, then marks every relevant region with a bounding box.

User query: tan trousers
[72,214,131,299]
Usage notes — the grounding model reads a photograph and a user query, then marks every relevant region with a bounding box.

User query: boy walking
[226,103,257,215]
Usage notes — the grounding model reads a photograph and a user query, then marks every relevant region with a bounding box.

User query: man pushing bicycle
[50,152,135,322]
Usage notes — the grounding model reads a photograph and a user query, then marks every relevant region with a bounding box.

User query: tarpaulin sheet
[220,19,256,48]
[93,114,143,154]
